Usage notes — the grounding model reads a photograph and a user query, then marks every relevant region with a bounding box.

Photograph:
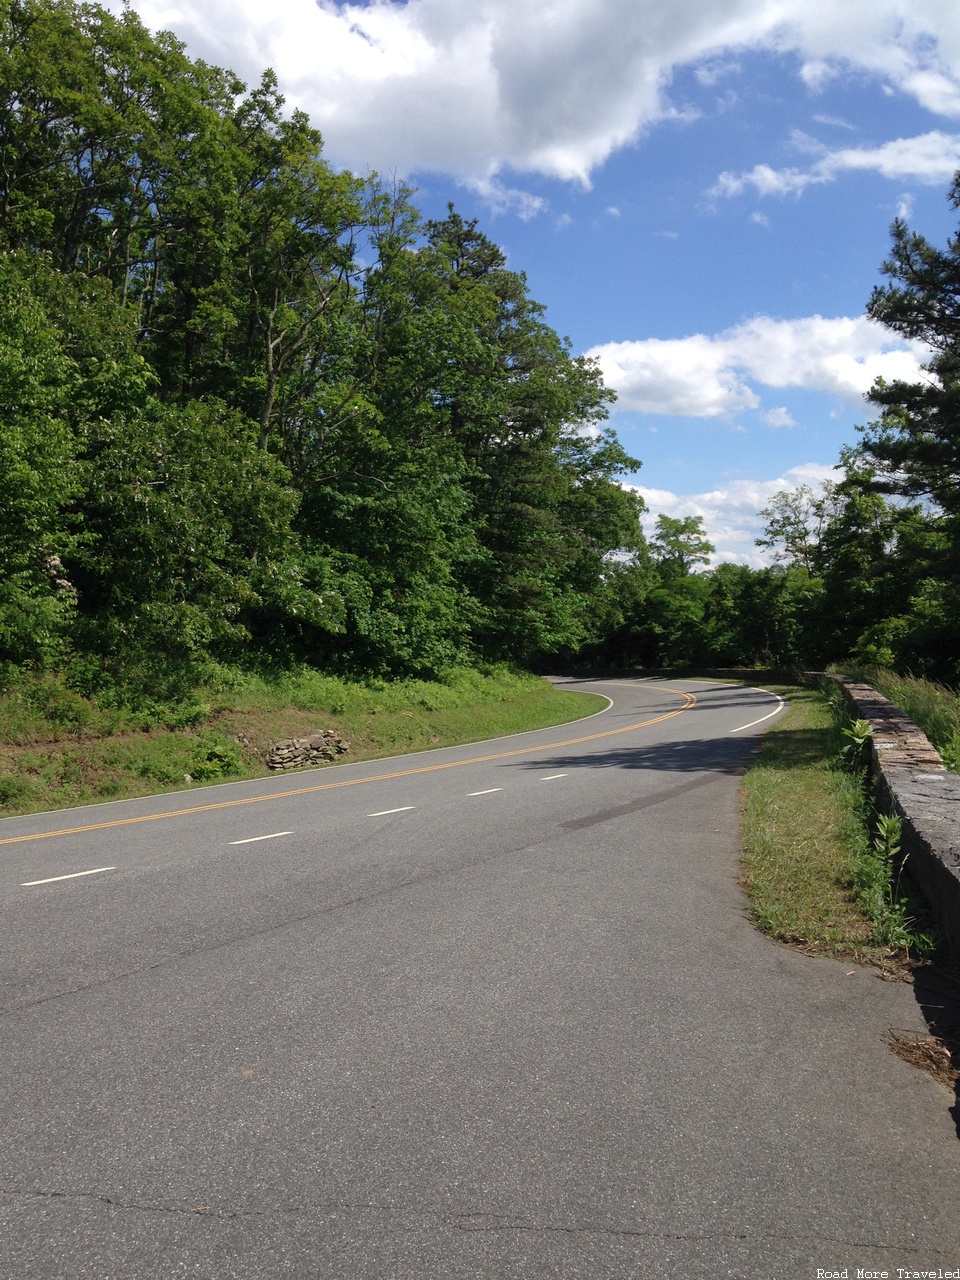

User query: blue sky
[112,0,960,562]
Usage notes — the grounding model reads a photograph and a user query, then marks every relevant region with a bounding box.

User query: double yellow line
[1,689,696,848]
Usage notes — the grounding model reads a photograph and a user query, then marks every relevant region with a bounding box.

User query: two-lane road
[2,679,958,1278]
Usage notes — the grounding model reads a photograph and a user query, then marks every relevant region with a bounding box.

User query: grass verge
[0,668,606,818]
[741,680,915,970]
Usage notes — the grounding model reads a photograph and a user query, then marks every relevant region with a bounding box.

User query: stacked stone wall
[834,677,960,954]
[266,731,349,771]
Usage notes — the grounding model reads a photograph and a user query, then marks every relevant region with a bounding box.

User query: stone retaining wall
[835,677,960,954]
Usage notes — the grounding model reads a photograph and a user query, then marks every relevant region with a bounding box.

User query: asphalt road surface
[2,678,958,1279]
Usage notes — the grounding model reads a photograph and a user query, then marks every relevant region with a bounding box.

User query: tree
[0,0,646,684]
[649,515,714,577]
[0,253,80,666]
[858,175,960,523]
[71,398,327,692]
[756,482,839,574]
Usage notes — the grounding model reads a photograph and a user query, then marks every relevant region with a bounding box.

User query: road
[1,677,958,1279]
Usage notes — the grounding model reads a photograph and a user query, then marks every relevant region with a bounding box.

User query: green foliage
[850,812,934,954]
[838,665,960,775]
[186,733,243,781]
[822,688,937,956]
[840,719,873,769]
[0,252,81,665]
[0,1,647,684]
[649,514,714,578]
[6,0,958,698]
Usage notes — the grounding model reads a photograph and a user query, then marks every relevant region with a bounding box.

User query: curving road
[1,678,958,1278]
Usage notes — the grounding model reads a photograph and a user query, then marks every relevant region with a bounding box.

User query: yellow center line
[0,690,696,848]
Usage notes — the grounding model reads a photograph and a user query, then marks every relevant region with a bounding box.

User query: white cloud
[590,334,761,417]
[587,314,929,416]
[626,463,838,565]
[463,177,547,220]
[763,406,796,427]
[812,113,856,129]
[694,58,741,87]
[108,0,960,185]
[712,130,960,199]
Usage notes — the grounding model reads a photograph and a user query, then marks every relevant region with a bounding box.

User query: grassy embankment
[0,667,606,818]
[740,678,938,969]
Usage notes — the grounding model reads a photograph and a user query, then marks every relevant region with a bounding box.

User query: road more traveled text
[816,1270,960,1279]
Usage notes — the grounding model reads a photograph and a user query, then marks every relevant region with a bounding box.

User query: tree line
[2,0,958,698]
[593,179,960,682]
[1,0,647,697]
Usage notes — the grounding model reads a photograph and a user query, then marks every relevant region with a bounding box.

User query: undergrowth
[837,664,960,774]
[0,666,605,817]
[825,683,937,958]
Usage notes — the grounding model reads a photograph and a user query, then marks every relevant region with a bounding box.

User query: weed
[0,773,30,805]
[837,664,960,774]
[840,718,873,769]
[187,733,243,782]
[851,812,936,956]
[824,684,939,959]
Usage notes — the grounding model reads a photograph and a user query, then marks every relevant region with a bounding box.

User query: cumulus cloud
[463,177,547,220]
[712,130,960,198]
[587,315,929,416]
[763,406,795,427]
[626,463,838,565]
[107,0,960,184]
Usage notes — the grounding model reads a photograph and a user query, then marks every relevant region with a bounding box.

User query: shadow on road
[512,734,766,777]
[909,965,960,1142]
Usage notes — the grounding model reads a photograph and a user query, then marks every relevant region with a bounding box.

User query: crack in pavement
[444,1211,953,1255]
[0,827,562,1019]
[1,1189,953,1257]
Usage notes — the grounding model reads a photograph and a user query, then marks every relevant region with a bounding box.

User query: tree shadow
[745,726,833,770]
[909,963,960,1142]
[513,735,758,776]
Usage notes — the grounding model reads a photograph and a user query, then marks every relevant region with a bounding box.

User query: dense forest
[3,0,959,700]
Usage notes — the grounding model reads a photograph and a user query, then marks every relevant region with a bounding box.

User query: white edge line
[22,866,116,886]
[540,774,568,780]
[368,806,415,817]
[730,692,786,733]
[467,788,503,796]
[229,831,293,845]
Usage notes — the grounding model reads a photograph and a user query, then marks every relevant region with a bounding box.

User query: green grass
[741,681,897,965]
[0,667,606,818]
[836,664,960,773]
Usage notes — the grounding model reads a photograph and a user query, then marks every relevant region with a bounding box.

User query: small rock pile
[266,731,349,771]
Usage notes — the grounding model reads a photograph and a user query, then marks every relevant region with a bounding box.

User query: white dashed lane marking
[467,788,502,796]
[368,807,416,817]
[540,774,568,781]
[22,867,116,886]
[229,832,293,845]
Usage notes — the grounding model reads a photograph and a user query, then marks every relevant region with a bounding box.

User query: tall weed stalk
[827,681,936,956]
